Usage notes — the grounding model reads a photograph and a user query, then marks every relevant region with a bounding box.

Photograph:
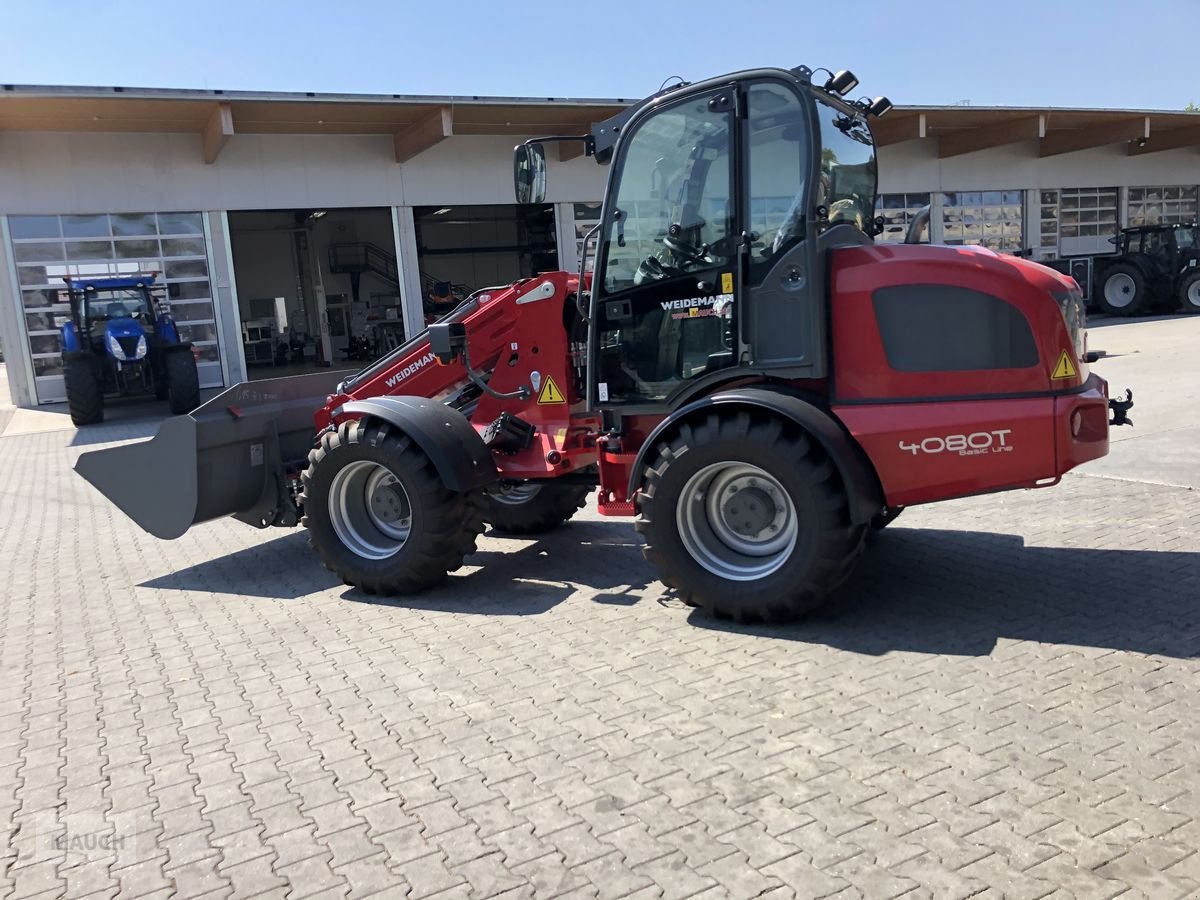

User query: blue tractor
[59,274,201,426]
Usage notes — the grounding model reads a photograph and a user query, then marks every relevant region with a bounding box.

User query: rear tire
[164,348,201,415]
[484,478,592,535]
[636,411,866,623]
[1096,263,1147,316]
[1178,271,1200,315]
[301,418,485,594]
[63,353,104,426]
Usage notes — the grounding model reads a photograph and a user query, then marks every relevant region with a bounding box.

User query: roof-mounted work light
[824,70,859,96]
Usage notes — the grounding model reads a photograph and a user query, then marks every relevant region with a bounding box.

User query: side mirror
[513,142,547,205]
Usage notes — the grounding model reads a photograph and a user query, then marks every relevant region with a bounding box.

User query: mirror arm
[521,135,595,156]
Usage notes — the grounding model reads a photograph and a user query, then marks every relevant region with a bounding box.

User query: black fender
[627,386,885,525]
[339,396,498,492]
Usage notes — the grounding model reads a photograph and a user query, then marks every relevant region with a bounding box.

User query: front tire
[1097,263,1147,316]
[636,411,866,623]
[301,419,485,594]
[64,353,104,426]
[484,479,592,535]
[163,348,201,415]
[1178,271,1200,315]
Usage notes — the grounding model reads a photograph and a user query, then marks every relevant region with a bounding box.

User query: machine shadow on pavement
[141,520,1199,656]
[688,526,1200,659]
[344,519,653,616]
[140,519,652,611]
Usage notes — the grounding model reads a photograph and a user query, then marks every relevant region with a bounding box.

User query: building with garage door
[2,82,1199,407]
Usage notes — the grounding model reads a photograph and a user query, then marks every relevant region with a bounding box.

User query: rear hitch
[1108,389,1134,427]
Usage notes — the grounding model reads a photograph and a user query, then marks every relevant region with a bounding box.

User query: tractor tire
[1096,263,1148,317]
[1178,271,1200,314]
[483,478,592,535]
[64,353,104,426]
[163,348,201,415]
[153,363,169,401]
[300,418,485,595]
[636,411,867,623]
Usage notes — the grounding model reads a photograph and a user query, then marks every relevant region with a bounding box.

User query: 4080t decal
[899,429,1014,457]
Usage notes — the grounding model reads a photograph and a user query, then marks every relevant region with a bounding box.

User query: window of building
[6,211,222,404]
[876,193,930,243]
[572,202,601,273]
[873,284,1039,372]
[1039,190,1059,256]
[1127,186,1199,226]
[1058,187,1118,239]
[941,191,1023,252]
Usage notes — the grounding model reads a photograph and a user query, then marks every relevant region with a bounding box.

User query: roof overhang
[0,85,629,164]
[3,85,1199,163]
[873,105,1200,158]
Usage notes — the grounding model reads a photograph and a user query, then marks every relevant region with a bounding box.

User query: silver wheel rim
[1187,280,1200,308]
[489,482,543,506]
[328,461,412,560]
[1104,272,1136,309]
[676,462,798,582]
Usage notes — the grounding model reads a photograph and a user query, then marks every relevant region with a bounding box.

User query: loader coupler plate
[74,370,345,539]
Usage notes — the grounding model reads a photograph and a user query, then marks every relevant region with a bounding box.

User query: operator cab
[513,66,891,411]
[81,288,155,338]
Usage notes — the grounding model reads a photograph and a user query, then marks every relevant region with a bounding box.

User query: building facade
[2,84,1198,407]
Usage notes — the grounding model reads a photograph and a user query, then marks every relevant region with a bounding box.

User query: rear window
[872,284,1039,372]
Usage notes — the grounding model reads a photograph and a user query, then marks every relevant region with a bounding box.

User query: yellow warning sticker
[537,375,567,405]
[721,272,734,294]
[1051,350,1078,380]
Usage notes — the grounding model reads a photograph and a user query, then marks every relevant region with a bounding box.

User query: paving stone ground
[1,318,1198,899]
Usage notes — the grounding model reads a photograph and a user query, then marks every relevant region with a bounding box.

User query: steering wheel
[662,223,719,266]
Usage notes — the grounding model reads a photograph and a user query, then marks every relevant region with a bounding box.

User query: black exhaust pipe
[75,370,345,539]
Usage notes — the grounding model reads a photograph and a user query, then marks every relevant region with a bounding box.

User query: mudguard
[627,386,885,525]
[61,321,80,353]
[338,396,498,492]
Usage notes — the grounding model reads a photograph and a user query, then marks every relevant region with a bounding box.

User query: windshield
[596,92,735,295]
[815,98,876,231]
[82,288,154,331]
[1177,227,1197,251]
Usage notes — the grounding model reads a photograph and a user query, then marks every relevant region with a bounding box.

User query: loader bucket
[75,370,346,539]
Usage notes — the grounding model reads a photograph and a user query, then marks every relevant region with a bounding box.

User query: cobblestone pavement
[1,320,1198,899]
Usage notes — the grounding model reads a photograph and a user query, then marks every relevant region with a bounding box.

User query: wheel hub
[329,461,412,559]
[489,482,543,506]
[678,463,798,581]
[1105,273,1135,308]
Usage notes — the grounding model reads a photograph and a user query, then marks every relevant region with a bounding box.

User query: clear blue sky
[1,0,1196,110]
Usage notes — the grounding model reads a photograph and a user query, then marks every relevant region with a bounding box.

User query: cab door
[590,88,740,409]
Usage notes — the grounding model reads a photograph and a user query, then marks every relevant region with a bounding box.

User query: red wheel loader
[75,64,1134,622]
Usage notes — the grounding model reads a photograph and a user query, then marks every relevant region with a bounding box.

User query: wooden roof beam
[393,107,452,163]
[1128,124,1200,155]
[201,102,233,164]
[1039,116,1149,157]
[937,115,1044,158]
[872,113,926,147]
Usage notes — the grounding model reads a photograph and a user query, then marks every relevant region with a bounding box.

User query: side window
[873,285,1039,372]
[745,83,808,281]
[1124,232,1142,254]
